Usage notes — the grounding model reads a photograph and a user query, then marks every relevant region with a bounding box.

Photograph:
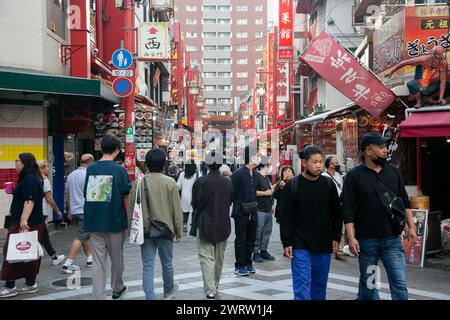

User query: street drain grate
[52,277,92,287]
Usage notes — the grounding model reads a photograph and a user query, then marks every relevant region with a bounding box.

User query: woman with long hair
[38,161,65,266]
[177,161,200,233]
[0,153,46,298]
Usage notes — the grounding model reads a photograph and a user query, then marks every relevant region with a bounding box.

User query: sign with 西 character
[138,22,170,61]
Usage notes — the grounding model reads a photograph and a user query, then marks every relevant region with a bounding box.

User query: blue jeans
[357,235,408,300]
[291,249,331,300]
[140,238,174,300]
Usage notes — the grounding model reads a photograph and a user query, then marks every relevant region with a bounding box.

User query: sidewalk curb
[424,260,450,272]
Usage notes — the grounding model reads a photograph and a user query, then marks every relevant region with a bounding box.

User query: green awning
[0,69,119,104]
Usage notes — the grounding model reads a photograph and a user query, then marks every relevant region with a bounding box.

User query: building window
[218,45,231,51]
[256,58,263,65]
[186,45,197,52]
[203,59,216,64]
[237,59,248,64]
[255,32,263,38]
[190,59,198,66]
[203,45,217,51]
[203,19,216,25]
[236,5,248,11]
[204,72,216,78]
[236,19,248,25]
[237,72,248,78]
[218,72,232,78]
[255,5,263,12]
[218,19,231,25]
[203,5,216,11]
[186,5,197,11]
[217,5,231,11]
[219,98,231,104]
[218,85,231,91]
[236,32,248,38]
[205,85,217,91]
[255,19,263,25]
[236,45,248,51]
[186,32,197,38]
[237,85,248,91]
[218,32,231,38]
[218,59,231,64]
[186,19,197,25]
[203,32,216,38]
[256,44,263,51]
[205,98,216,104]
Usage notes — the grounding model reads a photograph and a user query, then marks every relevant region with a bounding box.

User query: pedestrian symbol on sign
[112,49,133,70]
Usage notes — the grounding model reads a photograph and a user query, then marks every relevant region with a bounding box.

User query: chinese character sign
[279,0,293,47]
[302,31,396,116]
[139,22,169,60]
[276,61,290,102]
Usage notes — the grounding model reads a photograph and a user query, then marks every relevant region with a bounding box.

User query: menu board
[134,110,153,161]
[342,118,358,161]
[94,112,124,151]
[402,210,428,268]
[312,121,336,155]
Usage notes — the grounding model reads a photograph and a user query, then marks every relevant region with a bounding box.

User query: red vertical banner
[267,32,274,129]
[279,0,293,47]
[273,27,278,128]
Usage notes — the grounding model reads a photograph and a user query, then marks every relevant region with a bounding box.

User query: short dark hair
[145,149,166,173]
[302,145,323,161]
[205,151,223,172]
[101,135,121,155]
[324,156,334,169]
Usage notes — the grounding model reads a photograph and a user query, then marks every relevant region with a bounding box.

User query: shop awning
[0,69,119,104]
[296,0,315,14]
[399,111,450,137]
[295,103,357,126]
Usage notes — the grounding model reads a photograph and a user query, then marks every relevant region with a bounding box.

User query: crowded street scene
[1,0,450,305]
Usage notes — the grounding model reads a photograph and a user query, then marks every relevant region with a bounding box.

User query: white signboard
[150,0,173,10]
[138,22,170,61]
[112,70,134,77]
[276,61,290,102]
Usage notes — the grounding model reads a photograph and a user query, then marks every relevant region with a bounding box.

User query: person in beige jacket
[129,149,183,300]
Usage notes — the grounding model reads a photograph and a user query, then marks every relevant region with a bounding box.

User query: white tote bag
[129,178,144,245]
[6,230,40,263]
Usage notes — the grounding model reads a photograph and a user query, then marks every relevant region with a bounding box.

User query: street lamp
[188,80,199,95]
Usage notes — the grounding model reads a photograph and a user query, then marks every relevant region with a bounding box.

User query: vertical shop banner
[138,22,170,61]
[302,31,396,116]
[279,0,293,47]
[276,61,290,102]
[382,125,401,162]
[402,210,429,268]
[267,33,275,126]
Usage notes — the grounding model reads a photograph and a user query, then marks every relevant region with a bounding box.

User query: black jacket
[192,171,233,244]
[230,166,258,220]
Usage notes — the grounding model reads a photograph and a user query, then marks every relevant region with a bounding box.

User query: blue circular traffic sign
[112,77,134,98]
[112,49,133,69]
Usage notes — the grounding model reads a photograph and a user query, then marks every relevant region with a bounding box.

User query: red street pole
[123,0,136,180]
[273,26,278,130]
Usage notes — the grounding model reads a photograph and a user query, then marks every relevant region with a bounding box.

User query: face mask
[335,165,341,172]
[373,156,387,166]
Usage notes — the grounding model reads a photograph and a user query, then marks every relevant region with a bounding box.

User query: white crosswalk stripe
[25,268,450,300]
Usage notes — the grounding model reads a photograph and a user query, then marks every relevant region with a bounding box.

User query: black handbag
[374,179,407,234]
[241,201,258,213]
[3,215,11,229]
[148,220,173,240]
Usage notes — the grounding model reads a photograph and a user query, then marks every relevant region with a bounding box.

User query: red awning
[399,111,450,137]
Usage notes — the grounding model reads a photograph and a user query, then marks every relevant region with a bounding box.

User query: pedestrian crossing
[25,268,450,300]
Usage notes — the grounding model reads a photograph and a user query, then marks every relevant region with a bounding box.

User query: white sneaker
[62,264,81,274]
[163,282,179,300]
[19,283,39,294]
[52,254,65,266]
[0,287,19,298]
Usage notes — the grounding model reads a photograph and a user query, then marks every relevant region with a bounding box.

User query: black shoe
[252,253,264,262]
[112,286,127,300]
[260,251,275,261]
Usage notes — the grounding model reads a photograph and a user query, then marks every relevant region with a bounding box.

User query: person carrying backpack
[280,145,342,300]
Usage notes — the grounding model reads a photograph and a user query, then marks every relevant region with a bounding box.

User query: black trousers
[42,222,56,257]
[234,216,257,269]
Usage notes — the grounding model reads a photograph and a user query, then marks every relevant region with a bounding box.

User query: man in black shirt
[252,159,275,263]
[341,132,417,300]
[281,146,342,300]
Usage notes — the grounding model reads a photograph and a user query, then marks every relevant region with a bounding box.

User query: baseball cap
[360,132,387,151]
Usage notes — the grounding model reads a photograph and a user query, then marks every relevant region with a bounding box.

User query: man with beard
[341,132,417,300]
[281,145,342,300]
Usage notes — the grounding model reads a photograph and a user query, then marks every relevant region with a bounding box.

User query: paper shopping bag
[129,178,144,246]
[6,230,40,263]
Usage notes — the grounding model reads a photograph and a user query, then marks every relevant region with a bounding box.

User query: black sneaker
[260,251,275,261]
[112,286,127,300]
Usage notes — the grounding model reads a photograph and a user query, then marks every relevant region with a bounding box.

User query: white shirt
[42,178,52,217]
[67,167,87,215]
[322,171,343,196]
[176,171,200,213]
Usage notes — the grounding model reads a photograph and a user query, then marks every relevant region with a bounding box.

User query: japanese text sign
[138,22,170,61]
[276,61,290,102]
[302,31,396,116]
[279,0,293,47]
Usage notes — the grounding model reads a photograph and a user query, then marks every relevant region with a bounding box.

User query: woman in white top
[177,161,200,233]
[38,161,65,266]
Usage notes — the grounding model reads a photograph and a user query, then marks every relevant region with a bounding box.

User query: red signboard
[302,31,396,116]
[279,0,293,47]
[267,32,275,128]
[279,49,293,60]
